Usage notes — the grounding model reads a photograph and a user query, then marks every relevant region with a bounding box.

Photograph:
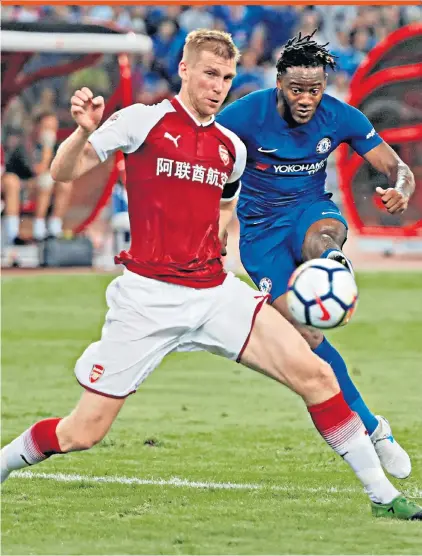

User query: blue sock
[313,337,379,434]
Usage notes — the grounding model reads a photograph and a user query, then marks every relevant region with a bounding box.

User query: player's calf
[1,391,125,483]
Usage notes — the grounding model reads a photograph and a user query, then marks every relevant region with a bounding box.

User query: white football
[286,258,358,329]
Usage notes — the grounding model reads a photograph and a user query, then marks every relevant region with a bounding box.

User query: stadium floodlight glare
[1,30,152,54]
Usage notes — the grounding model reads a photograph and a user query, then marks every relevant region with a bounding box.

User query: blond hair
[183,29,240,63]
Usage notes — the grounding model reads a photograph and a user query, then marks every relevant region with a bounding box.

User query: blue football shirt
[216,88,382,222]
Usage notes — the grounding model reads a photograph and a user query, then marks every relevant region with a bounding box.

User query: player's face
[179,50,236,122]
[277,66,326,124]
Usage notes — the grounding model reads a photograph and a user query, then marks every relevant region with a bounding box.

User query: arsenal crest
[89,364,105,383]
[219,145,229,166]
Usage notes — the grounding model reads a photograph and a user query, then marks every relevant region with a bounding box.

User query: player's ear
[178,60,187,81]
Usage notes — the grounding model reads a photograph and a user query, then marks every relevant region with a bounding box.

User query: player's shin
[1,418,63,482]
[308,392,400,504]
[313,338,379,435]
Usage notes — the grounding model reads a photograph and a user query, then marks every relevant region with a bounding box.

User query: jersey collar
[172,95,215,127]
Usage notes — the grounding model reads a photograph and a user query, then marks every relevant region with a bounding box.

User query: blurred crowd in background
[1,5,421,253]
[3,5,421,114]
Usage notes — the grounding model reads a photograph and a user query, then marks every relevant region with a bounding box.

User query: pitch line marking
[10,471,422,498]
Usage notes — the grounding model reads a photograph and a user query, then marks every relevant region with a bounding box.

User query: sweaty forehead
[284,66,326,84]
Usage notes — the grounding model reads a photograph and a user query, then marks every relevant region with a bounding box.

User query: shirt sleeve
[339,103,383,156]
[88,102,170,162]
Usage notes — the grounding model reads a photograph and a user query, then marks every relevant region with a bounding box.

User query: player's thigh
[272,291,323,349]
[292,197,348,261]
[239,302,338,405]
[56,390,126,451]
[75,270,188,398]
[179,272,267,361]
[239,226,296,301]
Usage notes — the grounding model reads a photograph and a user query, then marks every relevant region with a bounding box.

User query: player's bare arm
[364,141,415,215]
[219,197,237,255]
[51,87,104,182]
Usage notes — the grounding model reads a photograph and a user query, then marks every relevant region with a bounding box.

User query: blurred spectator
[2,112,72,244]
[133,51,171,103]
[68,65,111,99]
[331,30,364,76]
[31,88,57,118]
[230,49,265,100]
[325,71,351,102]
[153,19,178,64]
[295,7,328,45]
[178,7,214,33]
[87,5,114,23]
[130,6,148,34]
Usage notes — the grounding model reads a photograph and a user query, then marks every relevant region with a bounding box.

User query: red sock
[30,418,63,456]
[308,392,364,452]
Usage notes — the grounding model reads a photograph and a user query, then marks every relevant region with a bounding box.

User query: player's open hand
[70,87,105,134]
[375,187,409,215]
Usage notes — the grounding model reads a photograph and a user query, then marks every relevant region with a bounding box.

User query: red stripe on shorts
[236,294,269,363]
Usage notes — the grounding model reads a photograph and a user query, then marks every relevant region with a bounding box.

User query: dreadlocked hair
[276,30,337,76]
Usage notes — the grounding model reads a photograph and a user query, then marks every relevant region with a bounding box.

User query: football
[287,258,358,329]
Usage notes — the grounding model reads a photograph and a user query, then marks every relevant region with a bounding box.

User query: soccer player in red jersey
[1,29,420,520]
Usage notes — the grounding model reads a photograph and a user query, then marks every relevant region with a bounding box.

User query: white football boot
[371,416,411,479]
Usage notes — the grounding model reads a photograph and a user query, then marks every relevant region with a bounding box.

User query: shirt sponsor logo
[273,158,328,175]
[156,158,228,188]
[366,128,376,139]
[316,137,332,154]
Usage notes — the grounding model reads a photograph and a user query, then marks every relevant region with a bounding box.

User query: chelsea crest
[316,137,332,154]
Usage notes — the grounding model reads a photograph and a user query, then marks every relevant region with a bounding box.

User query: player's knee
[296,357,338,399]
[308,359,338,395]
[303,225,346,260]
[295,324,324,349]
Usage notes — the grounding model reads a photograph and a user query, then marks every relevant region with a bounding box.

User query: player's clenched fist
[375,186,409,215]
[70,87,104,134]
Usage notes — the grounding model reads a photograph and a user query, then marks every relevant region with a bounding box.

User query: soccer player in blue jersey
[217,32,415,482]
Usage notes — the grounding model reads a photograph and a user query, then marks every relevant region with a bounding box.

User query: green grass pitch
[1,271,422,555]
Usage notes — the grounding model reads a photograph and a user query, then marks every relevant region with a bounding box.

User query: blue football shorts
[239,193,348,302]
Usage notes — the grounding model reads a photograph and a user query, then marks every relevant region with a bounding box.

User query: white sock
[1,429,47,478]
[310,396,400,504]
[47,217,62,237]
[4,215,20,243]
[340,423,400,503]
[33,218,47,240]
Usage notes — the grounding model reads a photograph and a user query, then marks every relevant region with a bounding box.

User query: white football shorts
[75,268,267,398]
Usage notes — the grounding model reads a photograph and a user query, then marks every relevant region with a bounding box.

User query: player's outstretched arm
[51,87,104,182]
[364,142,415,215]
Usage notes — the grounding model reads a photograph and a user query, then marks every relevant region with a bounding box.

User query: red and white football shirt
[89,96,246,288]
